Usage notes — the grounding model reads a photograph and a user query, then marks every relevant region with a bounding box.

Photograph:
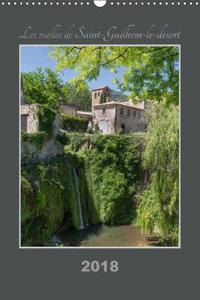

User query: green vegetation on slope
[21,134,143,246]
[85,135,143,225]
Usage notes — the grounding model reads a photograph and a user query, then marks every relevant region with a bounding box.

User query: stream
[58,224,150,247]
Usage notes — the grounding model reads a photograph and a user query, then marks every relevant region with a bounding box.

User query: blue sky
[20,46,125,91]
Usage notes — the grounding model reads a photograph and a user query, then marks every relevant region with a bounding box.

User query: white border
[19,44,181,249]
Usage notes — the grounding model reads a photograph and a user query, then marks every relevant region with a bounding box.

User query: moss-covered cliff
[21,134,144,246]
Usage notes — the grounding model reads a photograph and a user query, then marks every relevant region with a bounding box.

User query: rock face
[21,137,64,163]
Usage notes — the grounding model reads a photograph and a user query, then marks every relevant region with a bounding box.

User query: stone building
[91,86,150,134]
[20,82,150,135]
[20,83,39,133]
[21,104,40,133]
[93,101,146,134]
[92,86,112,110]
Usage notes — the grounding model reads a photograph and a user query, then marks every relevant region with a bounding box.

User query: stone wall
[115,105,147,133]
[94,104,147,134]
[21,104,39,133]
[94,106,116,134]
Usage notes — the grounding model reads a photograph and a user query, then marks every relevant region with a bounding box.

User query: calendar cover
[0,1,199,299]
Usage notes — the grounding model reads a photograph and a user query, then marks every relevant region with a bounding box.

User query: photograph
[20,45,180,248]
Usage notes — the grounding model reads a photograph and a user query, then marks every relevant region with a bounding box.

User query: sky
[20,46,125,91]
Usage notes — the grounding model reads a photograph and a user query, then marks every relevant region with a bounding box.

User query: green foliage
[22,124,179,246]
[21,131,47,149]
[21,174,35,225]
[62,79,91,111]
[100,93,106,104]
[61,114,89,133]
[50,46,179,104]
[38,105,56,136]
[57,132,90,151]
[86,135,142,225]
[22,68,91,111]
[21,158,68,245]
[137,104,179,245]
[21,134,144,245]
[21,154,99,246]
[22,67,65,109]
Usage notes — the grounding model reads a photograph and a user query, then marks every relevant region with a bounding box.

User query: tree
[22,68,91,111]
[62,79,91,111]
[22,67,65,110]
[137,104,179,245]
[50,46,179,105]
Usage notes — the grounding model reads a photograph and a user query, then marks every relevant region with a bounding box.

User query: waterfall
[73,167,84,230]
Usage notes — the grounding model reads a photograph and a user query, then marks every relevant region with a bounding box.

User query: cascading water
[73,167,84,230]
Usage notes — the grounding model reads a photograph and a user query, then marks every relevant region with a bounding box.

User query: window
[138,111,141,118]
[121,123,125,133]
[133,110,137,117]
[102,108,106,114]
[21,115,28,131]
[98,92,100,96]
[94,92,97,99]
[127,109,130,117]
[120,108,123,116]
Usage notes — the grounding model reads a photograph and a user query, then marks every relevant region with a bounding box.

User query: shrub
[56,132,90,151]
[21,131,47,149]
[38,105,57,136]
[61,114,89,132]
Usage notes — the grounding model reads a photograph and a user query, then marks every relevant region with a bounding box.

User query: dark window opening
[120,108,123,116]
[21,115,28,131]
[102,108,106,114]
[94,92,97,99]
[121,123,125,133]
[127,109,130,117]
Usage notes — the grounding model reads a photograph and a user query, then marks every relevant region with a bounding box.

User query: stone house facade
[93,102,146,134]
[91,86,150,134]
